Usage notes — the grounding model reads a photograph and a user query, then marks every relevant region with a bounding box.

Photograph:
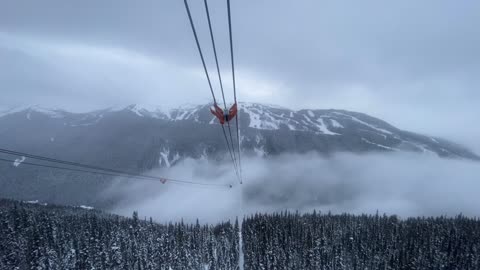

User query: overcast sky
[1,0,479,151]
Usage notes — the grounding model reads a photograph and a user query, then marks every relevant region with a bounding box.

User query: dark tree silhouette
[2,199,480,269]
[0,199,238,270]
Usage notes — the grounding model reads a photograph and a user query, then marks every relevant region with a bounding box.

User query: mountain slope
[0,103,476,162]
[0,103,477,206]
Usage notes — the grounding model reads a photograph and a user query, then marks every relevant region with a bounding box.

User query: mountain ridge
[0,102,477,160]
[1,102,478,206]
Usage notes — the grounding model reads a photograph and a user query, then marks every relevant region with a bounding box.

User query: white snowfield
[240,103,344,135]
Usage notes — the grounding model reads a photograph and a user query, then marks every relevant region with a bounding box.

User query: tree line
[242,211,480,269]
[1,199,480,269]
[0,199,239,270]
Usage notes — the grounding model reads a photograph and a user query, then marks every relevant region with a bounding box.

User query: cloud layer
[1,1,479,220]
[1,1,479,150]
[108,153,480,223]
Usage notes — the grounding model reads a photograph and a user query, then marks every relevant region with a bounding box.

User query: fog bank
[108,153,480,223]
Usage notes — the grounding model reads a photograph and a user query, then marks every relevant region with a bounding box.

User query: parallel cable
[0,157,133,178]
[0,149,229,187]
[220,124,240,179]
[203,0,227,109]
[0,158,227,189]
[227,0,243,184]
[183,0,217,103]
[184,0,240,182]
[203,0,241,183]
[0,158,228,188]
[221,125,240,180]
[226,121,240,181]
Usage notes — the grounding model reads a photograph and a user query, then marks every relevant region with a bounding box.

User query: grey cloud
[108,153,480,223]
[1,0,479,149]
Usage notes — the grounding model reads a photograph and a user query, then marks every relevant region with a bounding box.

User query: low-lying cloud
[107,153,480,223]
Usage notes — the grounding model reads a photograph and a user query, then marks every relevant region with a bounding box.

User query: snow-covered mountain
[0,102,477,162]
[1,102,477,206]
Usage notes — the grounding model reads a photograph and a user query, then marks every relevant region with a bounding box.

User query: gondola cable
[203,0,241,183]
[183,0,241,182]
[226,0,243,184]
[0,149,230,188]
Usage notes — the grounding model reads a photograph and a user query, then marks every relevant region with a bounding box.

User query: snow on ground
[301,115,339,135]
[409,142,439,156]
[333,112,393,135]
[242,104,280,130]
[0,103,451,159]
[243,104,313,131]
[79,205,94,210]
[119,104,172,119]
[13,156,26,167]
[185,108,200,122]
[330,119,344,128]
[169,104,204,122]
[241,104,347,135]
[23,200,48,206]
[128,105,145,117]
[25,200,39,204]
[175,110,189,121]
[420,145,437,156]
[287,123,296,130]
[0,103,404,143]
[159,148,181,167]
[361,138,396,151]
[209,116,217,125]
[242,103,328,131]
[316,118,341,135]
[360,129,388,140]
[159,148,171,167]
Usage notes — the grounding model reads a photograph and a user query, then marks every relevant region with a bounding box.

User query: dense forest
[1,199,480,269]
[0,199,239,270]
[243,211,480,269]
